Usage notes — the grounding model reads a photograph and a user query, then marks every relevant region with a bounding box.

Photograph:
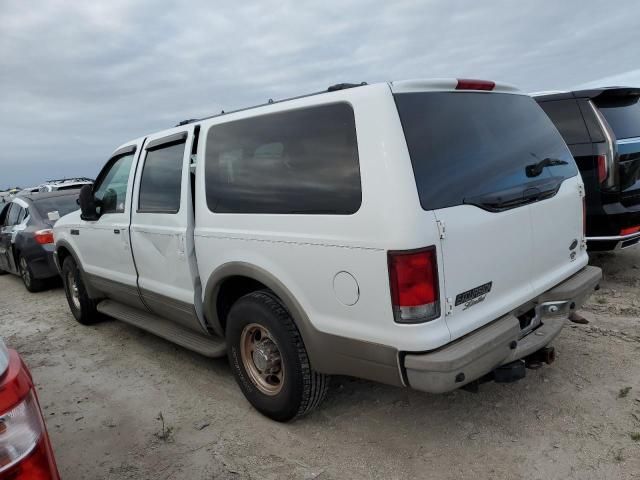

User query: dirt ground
[1,250,639,480]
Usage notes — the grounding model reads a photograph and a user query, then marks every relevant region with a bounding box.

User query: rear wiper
[525,157,568,177]
[464,176,564,212]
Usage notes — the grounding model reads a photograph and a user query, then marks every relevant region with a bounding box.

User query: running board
[97,300,226,358]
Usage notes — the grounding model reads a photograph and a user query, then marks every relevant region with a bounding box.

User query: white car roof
[390,78,521,94]
[529,90,569,97]
[113,77,524,152]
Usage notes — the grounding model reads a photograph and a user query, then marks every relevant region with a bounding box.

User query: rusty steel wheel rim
[240,323,284,396]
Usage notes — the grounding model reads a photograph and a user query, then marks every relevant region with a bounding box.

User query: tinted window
[94,153,135,214]
[17,207,28,223]
[34,195,80,218]
[205,103,361,214]
[138,141,185,213]
[538,99,591,144]
[596,96,640,139]
[6,204,22,226]
[0,204,9,224]
[395,92,578,211]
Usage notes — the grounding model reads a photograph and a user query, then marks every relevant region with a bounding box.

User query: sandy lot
[0,250,639,480]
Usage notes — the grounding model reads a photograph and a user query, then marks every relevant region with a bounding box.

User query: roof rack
[43,177,94,184]
[174,82,367,127]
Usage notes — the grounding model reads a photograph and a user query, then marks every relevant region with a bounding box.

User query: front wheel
[19,256,46,292]
[61,256,99,325]
[226,291,329,422]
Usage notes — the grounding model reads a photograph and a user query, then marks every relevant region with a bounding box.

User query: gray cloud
[1,0,639,188]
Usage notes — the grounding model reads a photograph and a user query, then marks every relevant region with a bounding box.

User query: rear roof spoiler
[533,86,640,102]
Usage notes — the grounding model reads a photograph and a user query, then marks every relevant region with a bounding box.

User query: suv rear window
[204,103,361,214]
[537,99,591,144]
[595,95,640,140]
[395,92,578,211]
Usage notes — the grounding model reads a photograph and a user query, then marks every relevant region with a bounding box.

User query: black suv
[535,87,640,251]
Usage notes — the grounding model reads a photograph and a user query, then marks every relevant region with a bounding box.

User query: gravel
[1,248,639,479]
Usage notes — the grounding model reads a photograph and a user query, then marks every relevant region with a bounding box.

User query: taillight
[620,225,640,236]
[0,344,59,480]
[455,79,495,91]
[596,154,608,184]
[0,392,45,472]
[34,230,54,245]
[388,247,440,323]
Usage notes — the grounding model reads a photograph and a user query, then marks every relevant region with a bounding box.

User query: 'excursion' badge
[455,282,493,310]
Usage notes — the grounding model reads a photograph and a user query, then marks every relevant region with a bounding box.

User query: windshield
[394,92,578,211]
[34,194,80,219]
[595,95,640,140]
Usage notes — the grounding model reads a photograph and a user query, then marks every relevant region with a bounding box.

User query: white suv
[53,79,601,421]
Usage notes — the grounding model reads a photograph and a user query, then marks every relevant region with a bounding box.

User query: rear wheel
[18,256,46,292]
[226,291,329,422]
[62,256,99,325]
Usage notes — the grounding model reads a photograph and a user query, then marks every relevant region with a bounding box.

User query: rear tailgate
[594,89,640,204]
[394,89,584,340]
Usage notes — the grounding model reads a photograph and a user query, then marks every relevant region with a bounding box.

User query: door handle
[70,229,79,236]
[114,229,120,234]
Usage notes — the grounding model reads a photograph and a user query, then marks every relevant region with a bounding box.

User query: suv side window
[538,99,591,145]
[93,152,135,214]
[205,102,361,214]
[138,140,186,213]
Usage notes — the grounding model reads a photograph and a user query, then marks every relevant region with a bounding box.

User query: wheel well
[56,246,72,268]
[216,276,268,332]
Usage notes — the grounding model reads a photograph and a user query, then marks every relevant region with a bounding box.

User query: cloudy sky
[1,0,638,188]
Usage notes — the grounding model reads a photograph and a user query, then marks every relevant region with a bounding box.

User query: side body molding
[203,262,403,387]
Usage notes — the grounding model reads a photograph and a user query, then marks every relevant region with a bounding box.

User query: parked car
[0,190,81,292]
[534,87,640,250]
[53,79,601,421]
[0,339,60,479]
[37,178,93,193]
[17,187,41,196]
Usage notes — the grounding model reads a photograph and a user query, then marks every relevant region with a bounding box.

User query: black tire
[18,255,46,293]
[61,256,99,325]
[0,269,8,275]
[226,290,329,422]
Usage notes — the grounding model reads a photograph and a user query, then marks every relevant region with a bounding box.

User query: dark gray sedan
[0,190,80,292]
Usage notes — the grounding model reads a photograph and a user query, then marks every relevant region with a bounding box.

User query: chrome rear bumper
[587,231,640,250]
[403,265,602,394]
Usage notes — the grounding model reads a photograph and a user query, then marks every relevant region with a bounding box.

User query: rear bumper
[586,231,640,250]
[403,265,602,394]
[52,250,61,274]
[586,199,640,250]
[27,247,59,280]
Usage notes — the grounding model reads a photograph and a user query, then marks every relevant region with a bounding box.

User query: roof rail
[43,177,94,184]
[174,82,368,127]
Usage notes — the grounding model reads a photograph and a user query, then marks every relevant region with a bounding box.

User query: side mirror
[78,185,100,221]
